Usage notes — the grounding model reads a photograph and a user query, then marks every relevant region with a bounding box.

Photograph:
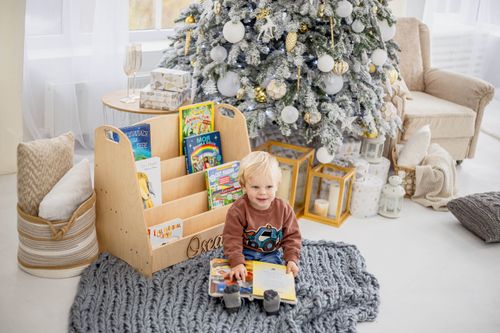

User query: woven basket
[391,147,416,198]
[17,191,99,278]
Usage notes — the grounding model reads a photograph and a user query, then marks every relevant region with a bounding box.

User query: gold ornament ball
[304,111,321,125]
[299,23,309,33]
[364,128,379,139]
[387,68,398,84]
[368,63,377,73]
[266,79,287,100]
[185,15,195,24]
[333,59,349,75]
[254,87,267,103]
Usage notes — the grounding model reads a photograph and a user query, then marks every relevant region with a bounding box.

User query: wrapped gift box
[151,68,191,92]
[140,85,191,111]
[350,175,383,218]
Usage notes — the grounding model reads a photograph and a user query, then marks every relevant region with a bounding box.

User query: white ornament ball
[266,80,287,100]
[378,19,396,42]
[217,71,241,97]
[371,48,388,66]
[317,54,335,73]
[323,74,344,95]
[281,105,299,124]
[336,0,353,18]
[223,21,245,43]
[317,147,335,164]
[210,46,228,63]
[352,19,365,33]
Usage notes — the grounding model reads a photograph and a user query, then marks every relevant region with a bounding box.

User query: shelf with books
[94,103,251,277]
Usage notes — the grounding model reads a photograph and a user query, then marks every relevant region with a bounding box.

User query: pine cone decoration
[333,59,349,75]
[286,32,298,52]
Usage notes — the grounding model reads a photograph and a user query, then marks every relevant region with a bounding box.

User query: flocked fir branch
[159,0,402,159]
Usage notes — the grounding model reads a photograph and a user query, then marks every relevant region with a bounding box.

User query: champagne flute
[120,44,138,103]
[131,43,142,100]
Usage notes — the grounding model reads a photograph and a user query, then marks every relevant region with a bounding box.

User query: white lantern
[281,105,299,124]
[379,175,405,218]
[360,136,385,164]
[317,54,335,72]
[371,48,388,67]
[352,19,365,33]
[316,147,335,164]
[323,74,344,94]
[336,0,353,18]
[210,46,228,63]
[378,19,396,42]
[223,21,245,43]
[217,71,241,97]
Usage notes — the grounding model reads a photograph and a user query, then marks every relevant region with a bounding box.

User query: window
[129,0,192,41]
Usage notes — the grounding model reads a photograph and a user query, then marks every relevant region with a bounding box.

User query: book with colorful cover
[135,157,162,209]
[148,218,183,249]
[183,131,223,174]
[110,123,151,161]
[205,161,243,210]
[208,259,297,304]
[179,101,215,154]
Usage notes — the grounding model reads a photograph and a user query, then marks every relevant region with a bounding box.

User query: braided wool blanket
[70,240,379,332]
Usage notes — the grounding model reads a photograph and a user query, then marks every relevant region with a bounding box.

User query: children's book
[109,123,151,161]
[135,157,162,209]
[148,218,183,249]
[184,131,223,174]
[179,101,215,154]
[208,258,297,304]
[205,161,243,210]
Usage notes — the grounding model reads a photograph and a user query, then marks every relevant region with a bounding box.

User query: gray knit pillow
[447,192,500,243]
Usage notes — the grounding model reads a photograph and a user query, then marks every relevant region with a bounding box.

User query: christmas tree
[160,0,401,160]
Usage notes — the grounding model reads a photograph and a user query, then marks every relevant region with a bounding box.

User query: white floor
[1,108,500,333]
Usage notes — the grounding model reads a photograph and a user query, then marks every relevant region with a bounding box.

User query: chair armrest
[424,68,494,112]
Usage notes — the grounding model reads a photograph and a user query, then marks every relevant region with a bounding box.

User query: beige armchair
[394,17,495,161]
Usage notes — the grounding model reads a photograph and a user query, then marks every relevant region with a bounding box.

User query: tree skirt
[70,240,379,332]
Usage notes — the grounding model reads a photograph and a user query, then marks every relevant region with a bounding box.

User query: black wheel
[262,239,275,252]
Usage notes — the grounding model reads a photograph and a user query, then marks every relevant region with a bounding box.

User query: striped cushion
[448,192,500,243]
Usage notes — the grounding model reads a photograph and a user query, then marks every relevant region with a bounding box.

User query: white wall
[390,0,407,17]
[0,0,25,175]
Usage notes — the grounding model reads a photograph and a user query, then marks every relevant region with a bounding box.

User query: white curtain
[23,0,129,148]
[423,0,500,89]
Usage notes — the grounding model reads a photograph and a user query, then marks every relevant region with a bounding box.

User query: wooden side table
[102,90,177,127]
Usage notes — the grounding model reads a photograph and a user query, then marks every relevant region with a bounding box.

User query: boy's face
[244,173,278,210]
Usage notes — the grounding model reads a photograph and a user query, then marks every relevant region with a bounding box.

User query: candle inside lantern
[328,182,340,217]
[314,199,329,217]
[276,165,292,202]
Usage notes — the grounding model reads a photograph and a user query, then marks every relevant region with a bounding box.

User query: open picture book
[208,258,297,304]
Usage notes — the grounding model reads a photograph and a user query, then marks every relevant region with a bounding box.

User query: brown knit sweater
[223,194,302,267]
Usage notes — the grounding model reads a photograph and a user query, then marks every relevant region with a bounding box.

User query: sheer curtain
[423,0,500,90]
[23,0,129,148]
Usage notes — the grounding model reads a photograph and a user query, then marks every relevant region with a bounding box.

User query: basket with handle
[391,147,416,198]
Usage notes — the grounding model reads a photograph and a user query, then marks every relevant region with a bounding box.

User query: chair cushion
[394,18,425,91]
[402,92,476,140]
[17,132,74,216]
[448,192,500,243]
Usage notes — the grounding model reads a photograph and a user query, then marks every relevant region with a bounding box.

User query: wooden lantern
[303,163,356,227]
[255,141,314,216]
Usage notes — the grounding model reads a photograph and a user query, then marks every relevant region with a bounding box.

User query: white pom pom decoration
[378,19,396,42]
[223,21,245,43]
[336,0,353,18]
[317,54,335,73]
[210,46,228,63]
[323,75,344,95]
[316,147,335,164]
[217,71,241,97]
[281,105,299,124]
[352,19,365,33]
[371,48,388,66]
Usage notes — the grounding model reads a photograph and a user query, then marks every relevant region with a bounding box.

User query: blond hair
[238,151,282,187]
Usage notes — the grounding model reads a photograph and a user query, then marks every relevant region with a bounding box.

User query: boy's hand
[286,261,299,277]
[229,263,247,282]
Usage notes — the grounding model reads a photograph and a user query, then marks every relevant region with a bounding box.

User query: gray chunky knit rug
[70,240,379,332]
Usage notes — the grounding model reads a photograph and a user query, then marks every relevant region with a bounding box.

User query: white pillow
[39,159,93,221]
[398,125,431,168]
